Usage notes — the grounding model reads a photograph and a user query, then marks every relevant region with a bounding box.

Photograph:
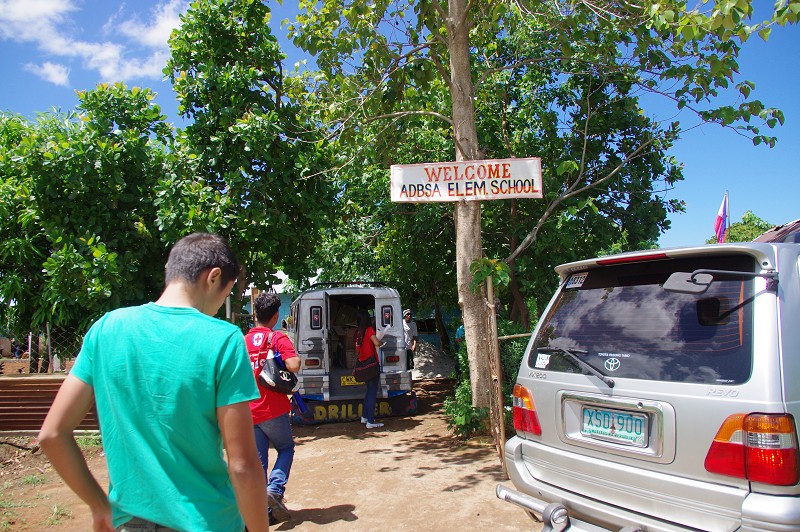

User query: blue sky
[1,0,797,248]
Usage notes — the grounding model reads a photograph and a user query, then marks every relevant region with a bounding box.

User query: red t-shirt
[245,327,299,424]
[356,326,378,362]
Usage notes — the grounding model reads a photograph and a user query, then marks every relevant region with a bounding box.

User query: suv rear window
[529,255,756,384]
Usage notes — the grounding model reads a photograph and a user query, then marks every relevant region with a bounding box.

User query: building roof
[753,219,800,243]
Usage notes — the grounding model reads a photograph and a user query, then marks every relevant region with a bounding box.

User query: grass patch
[0,489,30,531]
[75,433,102,450]
[21,475,45,487]
[0,497,19,510]
[46,504,72,526]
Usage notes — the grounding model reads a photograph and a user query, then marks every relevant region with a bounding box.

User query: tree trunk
[434,299,451,356]
[449,0,491,409]
[485,276,507,478]
[28,334,41,374]
[507,270,531,330]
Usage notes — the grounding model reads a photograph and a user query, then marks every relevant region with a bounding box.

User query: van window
[529,255,756,384]
[310,306,322,330]
[287,305,297,332]
[381,305,393,327]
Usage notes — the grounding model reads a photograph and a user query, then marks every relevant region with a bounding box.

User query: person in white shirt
[402,309,418,370]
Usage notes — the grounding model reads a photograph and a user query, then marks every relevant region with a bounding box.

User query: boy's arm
[217,401,270,532]
[276,333,301,373]
[284,356,301,373]
[38,375,114,532]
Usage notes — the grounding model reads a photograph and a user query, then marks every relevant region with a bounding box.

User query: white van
[283,282,416,424]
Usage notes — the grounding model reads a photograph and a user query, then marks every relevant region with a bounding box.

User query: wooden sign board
[391,157,543,203]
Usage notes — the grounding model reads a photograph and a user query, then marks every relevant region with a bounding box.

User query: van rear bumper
[503,436,800,531]
[741,493,800,532]
[496,484,634,532]
[291,390,417,424]
[496,477,688,532]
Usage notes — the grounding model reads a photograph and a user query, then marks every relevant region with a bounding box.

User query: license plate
[340,375,363,386]
[581,406,647,447]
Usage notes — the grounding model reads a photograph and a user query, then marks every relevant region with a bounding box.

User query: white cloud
[0,0,187,84]
[24,61,70,86]
[117,0,185,48]
[0,0,75,44]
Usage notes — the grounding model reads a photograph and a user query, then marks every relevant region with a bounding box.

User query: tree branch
[461,0,477,30]
[505,133,661,263]
[366,110,453,126]
[428,47,453,90]
[429,0,448,22]
[477,56,564,87]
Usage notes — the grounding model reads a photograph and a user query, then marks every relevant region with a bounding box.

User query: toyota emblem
[604,357,621,372]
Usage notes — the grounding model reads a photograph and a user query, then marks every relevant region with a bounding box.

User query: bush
[443,379,489,439]
[442,314,536,438]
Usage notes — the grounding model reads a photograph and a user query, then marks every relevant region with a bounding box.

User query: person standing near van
[38,233,269,532]
[355,309,384,429]
[403,309,418,370]
[454,324,465,381]
[245,292,300,524]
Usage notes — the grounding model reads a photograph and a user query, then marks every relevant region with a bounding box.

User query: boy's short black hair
[254,292,281,324]
[164,233,241,286]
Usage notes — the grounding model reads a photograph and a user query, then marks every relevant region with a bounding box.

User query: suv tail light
[705,413,800,486]
[512,384,541,435]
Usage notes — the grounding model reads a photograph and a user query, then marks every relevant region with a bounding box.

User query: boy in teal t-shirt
[39,233,270,532]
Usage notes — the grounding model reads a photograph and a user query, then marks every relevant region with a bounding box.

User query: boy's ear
[204,267,224,288]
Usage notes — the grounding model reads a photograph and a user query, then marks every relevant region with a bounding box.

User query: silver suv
[498,240,800,531]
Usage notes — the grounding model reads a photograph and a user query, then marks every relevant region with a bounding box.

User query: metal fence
[0,325,83,375]
[1,303,260,376]
[1,315,256,376]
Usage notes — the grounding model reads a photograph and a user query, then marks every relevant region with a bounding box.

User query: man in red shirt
[245,292,300,524]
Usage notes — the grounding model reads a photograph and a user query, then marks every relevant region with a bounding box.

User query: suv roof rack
[306,281,388,290]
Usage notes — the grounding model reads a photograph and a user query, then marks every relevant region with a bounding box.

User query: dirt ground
[1,378,540,531]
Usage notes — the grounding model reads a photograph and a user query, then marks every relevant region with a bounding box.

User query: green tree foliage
[288,0,797,409]
[308,133,459,312]
[473,16,683,321]
[0,84,174,331]
[164,0,336,291]
[705,210,774,244]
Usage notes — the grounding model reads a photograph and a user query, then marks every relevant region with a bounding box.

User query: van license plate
[340,375,362,386]
[581,406,647,447]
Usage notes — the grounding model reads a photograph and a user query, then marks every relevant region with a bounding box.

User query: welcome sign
[390,157,543,202]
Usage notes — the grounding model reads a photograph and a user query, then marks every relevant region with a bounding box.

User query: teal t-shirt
[70,303,259,531]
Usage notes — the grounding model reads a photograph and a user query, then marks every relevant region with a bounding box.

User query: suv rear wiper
[538,347,615,388]
[664,268,778,294]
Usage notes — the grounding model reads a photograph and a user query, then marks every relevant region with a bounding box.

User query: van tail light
[512,384,541,435]
[705,413,800,486]
[304,358,321,368]
[385,355,400,363]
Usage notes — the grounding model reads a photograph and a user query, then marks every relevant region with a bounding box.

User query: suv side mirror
[663,272,713,294]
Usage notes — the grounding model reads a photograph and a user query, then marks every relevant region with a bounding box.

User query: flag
[714,193,729,243]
